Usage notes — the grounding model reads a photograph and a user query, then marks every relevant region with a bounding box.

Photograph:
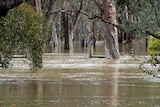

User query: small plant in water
[139,54,160,78]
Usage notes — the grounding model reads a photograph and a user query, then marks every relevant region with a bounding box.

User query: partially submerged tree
[58,0,84,51]
[93,0,120,59]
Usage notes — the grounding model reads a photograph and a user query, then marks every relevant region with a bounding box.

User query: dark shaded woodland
[0,0,23,16]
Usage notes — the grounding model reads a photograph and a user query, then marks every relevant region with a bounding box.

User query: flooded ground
[0,41,160,107]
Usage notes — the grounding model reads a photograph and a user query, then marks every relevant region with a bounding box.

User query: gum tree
[93,0,119,59]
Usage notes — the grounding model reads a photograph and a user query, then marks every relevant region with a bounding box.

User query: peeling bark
[103,0,119,59]
[94,0,120,59]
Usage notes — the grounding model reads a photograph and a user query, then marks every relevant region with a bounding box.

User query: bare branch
[93,0,104,12]
[71,0,84,35]
[80,10,124,31]
[46,0,57,27]
[74,0,84,25]
[49,9,125,31]
[145,30,160,39]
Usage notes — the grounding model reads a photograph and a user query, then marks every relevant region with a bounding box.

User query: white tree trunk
[46,0,57,28]
[103,0,120,59]
[52,21,58,51]
[35,0,42,16]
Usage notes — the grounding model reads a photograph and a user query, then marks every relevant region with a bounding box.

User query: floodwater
[0,41,160,107]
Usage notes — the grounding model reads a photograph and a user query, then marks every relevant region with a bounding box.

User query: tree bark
[27,0,42,15]
[68,0,83,52]
[62,13,69,50]
[46,0,57,27]
[44,0,57,43]
[103,0,119,59]
[92,21,97,48]
[52,21,58,48]
[94,0,120,59]
[61,0,83,52]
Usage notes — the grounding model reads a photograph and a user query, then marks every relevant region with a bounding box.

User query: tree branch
[70,0,84,36]
[46,0,57,27]
[49,9,160,40]
[80,10,124,31]
[73,0,84,26]
[93,0,104,12]
[145,30,160,39]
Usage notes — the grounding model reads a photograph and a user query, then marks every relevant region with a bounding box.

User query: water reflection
[44,40,147,55]
[0,66,160,107]
[0,67,118,107]
[0,40,159,107]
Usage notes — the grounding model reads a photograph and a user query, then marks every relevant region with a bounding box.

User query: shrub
[148,36,160,55]
[0,2,47,69]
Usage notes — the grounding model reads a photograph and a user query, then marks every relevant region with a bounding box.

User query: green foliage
[148,36,160,54]
[116,0,160,38]
[139,55,160,78]
[0,2,47,69]
[139,36,160,77]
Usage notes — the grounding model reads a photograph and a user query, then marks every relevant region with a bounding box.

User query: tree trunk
[35,0,42,15]
[62,13,69,50]
[46,0,57,27]
[93,0,120,59]
[92,21,97,48]
[103,0,119,59]
[44,0,57,43]
[51,21,58,49]
[68,0,83,52]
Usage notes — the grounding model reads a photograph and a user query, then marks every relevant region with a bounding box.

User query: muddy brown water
[0,41,160,107]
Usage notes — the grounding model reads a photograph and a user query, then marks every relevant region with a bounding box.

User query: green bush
[148,36,160,55]
[0,2,47,69]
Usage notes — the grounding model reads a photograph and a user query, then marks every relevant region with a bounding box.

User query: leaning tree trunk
[103,0,119,59]
[93,0,120,59]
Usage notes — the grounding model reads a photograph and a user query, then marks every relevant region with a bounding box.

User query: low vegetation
[148,36,160,55]
[0,2,47,69]
[138,37,160,78]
